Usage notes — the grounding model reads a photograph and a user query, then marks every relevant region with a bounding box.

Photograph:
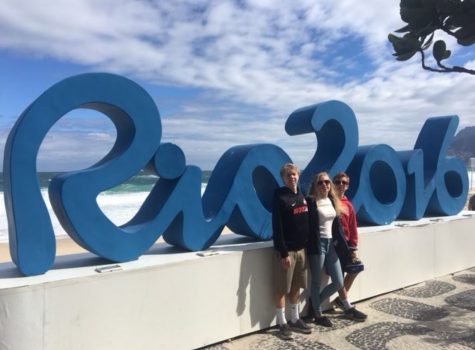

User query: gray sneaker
[314,316,333,327]
[344,307,367,322]
[278,324,293,340]
[288,319,312,334]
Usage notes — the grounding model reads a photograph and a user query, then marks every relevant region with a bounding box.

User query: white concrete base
[0,213,474,350]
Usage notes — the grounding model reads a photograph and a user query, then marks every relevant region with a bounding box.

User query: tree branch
[420,49,475,75]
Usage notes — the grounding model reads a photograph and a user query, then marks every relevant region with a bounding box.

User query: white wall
[0,213,474,350]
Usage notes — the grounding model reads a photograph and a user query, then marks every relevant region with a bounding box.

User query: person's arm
[332,216,350,265]
[272,192,289,259]
[346,203,358,250]
[306,196,319,255]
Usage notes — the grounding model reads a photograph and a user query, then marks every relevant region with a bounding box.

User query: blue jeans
[308,238,344,314]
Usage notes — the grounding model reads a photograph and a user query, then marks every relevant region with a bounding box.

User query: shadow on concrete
[235,249,275,329]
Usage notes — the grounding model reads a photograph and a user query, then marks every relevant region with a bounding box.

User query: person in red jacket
[331,172,367,321]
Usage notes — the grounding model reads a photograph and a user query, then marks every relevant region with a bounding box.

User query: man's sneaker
[288,319,312,334]
[278,324,293,340]
[314,316,333,327]
[331,297,345,311]
[344,307,367,322]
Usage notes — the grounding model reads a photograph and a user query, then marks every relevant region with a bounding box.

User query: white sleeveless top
[317,198,336,239]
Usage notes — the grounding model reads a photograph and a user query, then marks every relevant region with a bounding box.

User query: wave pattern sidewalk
[204,267,475,350]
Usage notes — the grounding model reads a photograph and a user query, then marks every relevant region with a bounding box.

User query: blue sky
[1,0,475,171]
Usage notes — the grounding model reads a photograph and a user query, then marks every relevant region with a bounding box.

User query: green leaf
[436,0,460,15]
[400,7,434,28]
[388,33,420,55]
[461,0,475,13]
[402,33,423,49]
[433,40,447,61]
[414,23,437,37]
[388,33,406,51]
[454,24,475,45]
[395,24,412,33]
[400,0,423,8]
[446,14,474,28]
[458,35,475,46]
[395,51,419,61]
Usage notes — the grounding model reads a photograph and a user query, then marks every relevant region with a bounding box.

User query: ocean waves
[0,184,207,243]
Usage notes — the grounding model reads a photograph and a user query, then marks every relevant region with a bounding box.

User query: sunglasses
[333,180,349,186]
[317,179,331,186]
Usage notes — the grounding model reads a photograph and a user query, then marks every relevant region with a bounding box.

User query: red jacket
[340,196,358,250]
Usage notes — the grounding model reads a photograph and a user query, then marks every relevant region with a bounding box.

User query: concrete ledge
[1,213,474,350]
[349,212,475,302]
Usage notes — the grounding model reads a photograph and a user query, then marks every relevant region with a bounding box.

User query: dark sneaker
[344,307,367,322]
[332,297,345,311]
[278,324,293,340]
[288,319,312,334]
[314,316,333,327]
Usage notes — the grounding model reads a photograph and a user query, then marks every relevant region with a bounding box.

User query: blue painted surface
[2,73,469,276]
[345,144,406,225]
[4,73,162,275]
[285,100,358,192]
[414,116,468,216]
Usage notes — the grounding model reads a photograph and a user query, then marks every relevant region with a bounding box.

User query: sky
[1,0,475,172]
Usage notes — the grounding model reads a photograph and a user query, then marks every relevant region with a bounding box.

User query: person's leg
[336,285,349,307]
[274,292,287,325]
[272,252,294,340]
[273,252,293,326]
[335,270,359,308]
[340,270,366,320]
[287,250,312,334]
[288,249,307,320]
[329,269,366,321]
[288,271,301,323]
[275,292,285,309]
[307,253,324,317]
[335,272,358,307]
[308,240,333,327]
[319,243,344,303]
[344,272,358,292]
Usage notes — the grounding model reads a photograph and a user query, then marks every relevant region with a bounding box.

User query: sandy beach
[0,227,234,263]
[0,236,88,263]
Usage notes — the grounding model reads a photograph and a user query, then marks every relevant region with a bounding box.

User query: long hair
[308,171,345,216]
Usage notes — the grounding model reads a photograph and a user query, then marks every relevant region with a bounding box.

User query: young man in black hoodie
[272,163,312,340]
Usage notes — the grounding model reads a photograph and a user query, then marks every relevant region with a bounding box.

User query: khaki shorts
[273,249,308,295]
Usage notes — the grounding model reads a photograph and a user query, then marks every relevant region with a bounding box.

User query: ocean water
[0,171,210,243]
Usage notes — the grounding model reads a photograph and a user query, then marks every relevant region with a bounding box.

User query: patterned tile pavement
[202,268,475,350]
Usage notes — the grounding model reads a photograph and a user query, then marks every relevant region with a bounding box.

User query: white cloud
[36,130,116,171]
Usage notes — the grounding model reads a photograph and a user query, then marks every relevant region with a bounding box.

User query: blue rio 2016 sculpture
[3,73,468,276]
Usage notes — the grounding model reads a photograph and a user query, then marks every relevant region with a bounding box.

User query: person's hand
[350,250,358,262]
[281,256,291,269]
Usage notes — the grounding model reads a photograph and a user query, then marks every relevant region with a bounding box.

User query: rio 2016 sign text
[3,73,468,276]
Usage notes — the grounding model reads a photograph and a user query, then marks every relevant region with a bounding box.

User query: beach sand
[0,236,88,263]
[0,227,234,264]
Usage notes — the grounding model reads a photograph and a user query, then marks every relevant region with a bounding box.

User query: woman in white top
[306,171,348,327]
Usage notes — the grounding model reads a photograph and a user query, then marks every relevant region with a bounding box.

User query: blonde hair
[280,163,300,178]
[308,171,345,216]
